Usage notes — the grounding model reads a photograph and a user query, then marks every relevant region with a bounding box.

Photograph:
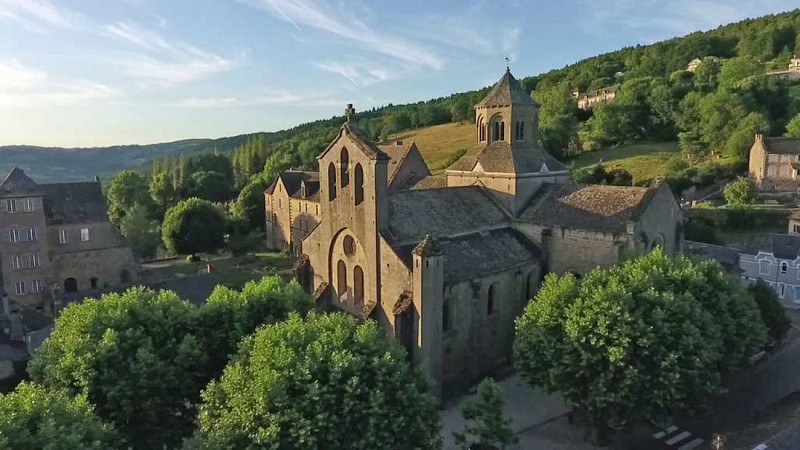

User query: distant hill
[0,134,265,183]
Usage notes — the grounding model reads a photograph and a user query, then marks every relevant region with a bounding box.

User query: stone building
[748,134,800,191]
[271,70,683,396]
[573,84,619,110]
[738,233,800,307]
[767,53,800,81]
[0,168,138,309]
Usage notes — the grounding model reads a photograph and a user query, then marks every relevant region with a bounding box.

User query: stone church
[265,69,683,396]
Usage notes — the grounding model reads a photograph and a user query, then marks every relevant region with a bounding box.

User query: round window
[343,236,356,256]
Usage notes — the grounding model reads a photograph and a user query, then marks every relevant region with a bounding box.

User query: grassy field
[569,141,680,183]
[390,124,682,182]
[389,122,473,174]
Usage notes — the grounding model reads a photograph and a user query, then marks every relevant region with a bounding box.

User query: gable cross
[345,103,355,123]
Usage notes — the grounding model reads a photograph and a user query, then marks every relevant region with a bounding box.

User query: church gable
[316,122,389,163]
[0,167,43,197]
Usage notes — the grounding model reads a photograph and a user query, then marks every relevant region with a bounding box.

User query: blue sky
[0,0,797,147]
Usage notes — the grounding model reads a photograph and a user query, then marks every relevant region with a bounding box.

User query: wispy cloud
[314,61,390,86]
[104,21,242,86]
[247,0,444,70]
[0,0,81,32]
[0,59,119,107]
[173,89,343,108]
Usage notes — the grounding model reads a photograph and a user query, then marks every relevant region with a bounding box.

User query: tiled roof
[266,170,320,200]
[388,186,509,244]
[0,167,43,197]
[447,141,568,174]
[744,233,800,260]
[393,292,413,315]
[379,141,417,183]
[764,137,800,155]
[411,175,447,190]
[476,69,538,108]
[521,183,659,233]
[41,181,109,224]
[438,229,538,285]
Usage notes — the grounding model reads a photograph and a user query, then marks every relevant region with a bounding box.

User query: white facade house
[739,233,800,306]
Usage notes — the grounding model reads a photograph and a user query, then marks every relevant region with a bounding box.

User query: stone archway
[327,228,368,312]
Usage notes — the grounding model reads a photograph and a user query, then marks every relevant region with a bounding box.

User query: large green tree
[0,382,122,450]
[453,378,515,450]
[28,288,205,448]
[119,203,160,260]
[106,170,153,226]
[232,176,267,231]
[514,249,766,431]
[184,170,231,203]
[786,113,800,137]
[197,312,442,449]
[161,198,226,255]
[748,279,791,343]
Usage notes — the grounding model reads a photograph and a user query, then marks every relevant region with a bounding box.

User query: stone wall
[50,246,138,293]
[635,184,683,255]
[0,195,51,307]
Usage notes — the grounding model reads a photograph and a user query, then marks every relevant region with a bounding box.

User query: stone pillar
[411,235,444,397]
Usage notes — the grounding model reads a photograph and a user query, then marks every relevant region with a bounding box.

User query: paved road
[639,309,800,449]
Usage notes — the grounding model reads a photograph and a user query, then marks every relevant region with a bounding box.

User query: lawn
[141,252,295,290]
[569,141,680,184]
[389,122,474,174]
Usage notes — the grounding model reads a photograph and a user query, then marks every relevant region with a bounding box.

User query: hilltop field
[392,122,682,184]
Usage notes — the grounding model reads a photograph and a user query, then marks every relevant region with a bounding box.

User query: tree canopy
[514,249,767,430]
[197,312,441,449]
[161,197,226,255]
[723,176,758,206]
[0,382,121,450]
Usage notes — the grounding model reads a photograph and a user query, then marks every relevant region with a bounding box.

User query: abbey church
[265,69,683,396]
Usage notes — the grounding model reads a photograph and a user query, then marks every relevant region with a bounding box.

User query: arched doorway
[64,278,78,293]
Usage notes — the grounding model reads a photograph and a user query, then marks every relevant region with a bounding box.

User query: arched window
[343,235,356,256]
[487,284,495,316]
[90,277,98,289]
[526,272,536,301]
[782,262,789,274]
[354,164,364,206]
[353,266,364,306]
[492,121,500,142]
[340,148,350,187]
[442,297,451,331]
[478,117,485,142]
[515,121,524,141]
[500,122,505,140]
[64,277,78,293]
[328,163,337,201]
[337,260,347,297]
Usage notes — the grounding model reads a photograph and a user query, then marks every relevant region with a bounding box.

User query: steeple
[476,70,538,108]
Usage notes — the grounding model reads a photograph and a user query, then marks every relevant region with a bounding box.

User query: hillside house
[748,134,800,191]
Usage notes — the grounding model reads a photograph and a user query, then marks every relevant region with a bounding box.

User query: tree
[232,177,267,231]
[119,203,160,260]
[0,382,122,450]
[718,56,764,91]
[723,176,758,206]
[184,170,231,203]
[533,83,579,158]
[514,249,766,431]
[450,96,472,123]
[724,112,769,160]
[786,113,800,137]
[106,170,153,226]
[149,172,177,219]
[197,312,441,449]
[453,378,515,450]
[161,198,225,255]
[28,288,206,448]
[748,279,791,343]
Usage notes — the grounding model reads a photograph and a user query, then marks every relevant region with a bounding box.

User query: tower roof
[476,69,538,108]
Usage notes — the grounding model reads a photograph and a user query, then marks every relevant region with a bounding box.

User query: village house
[0,168,138,309]
[739,233,800,307]
[687,58,703,72]
[573,84,619,110]
[767,53,800,81]
[268,69,683,396]
[748,134,800,191]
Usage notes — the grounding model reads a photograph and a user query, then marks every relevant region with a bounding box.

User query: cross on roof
[345,103,355,122]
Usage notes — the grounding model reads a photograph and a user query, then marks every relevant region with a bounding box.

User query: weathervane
[505,54,510,71]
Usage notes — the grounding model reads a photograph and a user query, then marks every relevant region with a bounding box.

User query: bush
[724,177,758,206]
[162,198,226,255]
[748,279,791,343]
[197,312,441,449]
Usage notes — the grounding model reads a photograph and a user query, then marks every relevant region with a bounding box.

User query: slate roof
[763,137,800,155]
[266,170,320,200]
[742,233,800,260]
[388,186,509,244]
[317,122,390,161]
[0,167,43,197]
[41,181,109,224]
[437,229,538,285]
[379,141,418,183]
[521,183,659,233]
[411,175,447,190]
[447,141,568,174]
[476,69,538,108]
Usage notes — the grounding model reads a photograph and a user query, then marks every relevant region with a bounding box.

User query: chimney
[94,175,100,182]
[755,133,764,143]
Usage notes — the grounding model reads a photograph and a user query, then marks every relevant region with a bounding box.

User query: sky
[0,0,797,147]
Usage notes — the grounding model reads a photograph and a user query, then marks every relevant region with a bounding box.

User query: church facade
[266,70,683,396]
